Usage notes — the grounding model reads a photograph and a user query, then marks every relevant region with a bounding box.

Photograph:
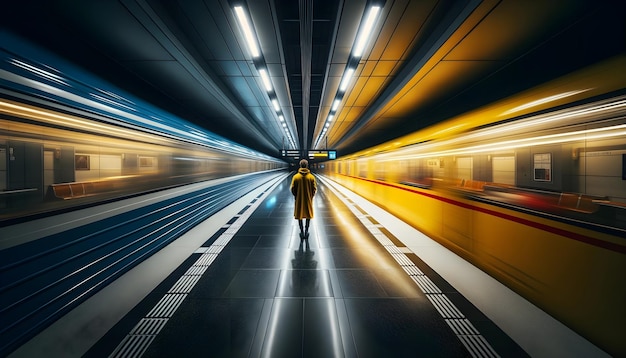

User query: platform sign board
[281,150,337,161]
[427,159,439,168]
[308,150,337,160]
[280,150,301,159]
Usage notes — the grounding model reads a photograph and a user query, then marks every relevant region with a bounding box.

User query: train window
[533,153,551,182]
[358,160,367,178]
[408,159,424,182]
[374,161,385,181]
[492,156,515,185]
[75,154,90,170]
[456,157,473,181]
[139,156,156,167]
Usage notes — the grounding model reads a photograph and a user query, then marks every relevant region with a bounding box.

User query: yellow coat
[290,168,317,219]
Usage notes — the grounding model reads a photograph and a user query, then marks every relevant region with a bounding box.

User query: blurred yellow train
[323,55,626,356]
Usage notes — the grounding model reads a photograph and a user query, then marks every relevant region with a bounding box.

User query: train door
[44,149,55,196]
[0,144,6,192]
[0,144,6,210]
[7,140,43,203]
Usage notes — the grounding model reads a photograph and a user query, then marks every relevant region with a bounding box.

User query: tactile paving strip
[319,176,500,358]
[110,174,287,358]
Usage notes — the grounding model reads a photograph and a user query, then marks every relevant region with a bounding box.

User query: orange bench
[51,180,115,200]
[556,193,607,214]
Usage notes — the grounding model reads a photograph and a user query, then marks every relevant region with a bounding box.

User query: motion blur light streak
[485,96,626,137]
[378,124,626,162]
[370,97,626,163]
[0,101,169,143]
[9,58,68,86]
[89,93,137,112]
[501,89,592,116]
[1,69,218,147]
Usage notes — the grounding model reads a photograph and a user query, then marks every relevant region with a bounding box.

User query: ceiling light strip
[339,68,355,92]
[352,6,382,58]
[232,3,296,149]
[315,3,383,149]
[258,68,273,92]
[300,0,314,152]
[233,6,261,58]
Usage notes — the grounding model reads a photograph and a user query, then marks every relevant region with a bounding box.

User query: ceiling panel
[217,61,243,76]
[445,1,592,62]
[377,0,432,61]
[124,61,229,115]
[372,61,397,76]
[388,60,499,117]
[237,61,254,77]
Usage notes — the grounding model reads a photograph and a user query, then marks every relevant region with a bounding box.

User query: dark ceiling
[3,0,625,159]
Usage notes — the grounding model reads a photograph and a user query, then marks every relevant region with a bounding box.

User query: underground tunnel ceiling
[4,0,625,158]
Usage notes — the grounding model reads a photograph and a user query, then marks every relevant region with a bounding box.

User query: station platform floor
[10,172,607,358]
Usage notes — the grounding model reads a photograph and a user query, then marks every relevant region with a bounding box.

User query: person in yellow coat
[290,159,317,238]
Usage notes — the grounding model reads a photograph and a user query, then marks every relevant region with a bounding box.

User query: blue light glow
[266,196,277,208]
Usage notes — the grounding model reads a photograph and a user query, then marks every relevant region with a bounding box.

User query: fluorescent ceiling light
[339,67,355,92]
[314,5,382,149]
[259,68,272,92]
[234,6,261,58]
[279,115,284,121]
[272,98,280,111]
[352,6,381,58]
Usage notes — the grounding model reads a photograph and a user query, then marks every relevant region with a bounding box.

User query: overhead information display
[308,150,336,160]
[280,150,301,158]
[280,150,337,160]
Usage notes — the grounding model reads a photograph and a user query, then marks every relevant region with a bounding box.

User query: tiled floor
[89,175,525,357]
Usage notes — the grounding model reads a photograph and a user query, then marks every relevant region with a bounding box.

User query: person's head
[299,159,308,168]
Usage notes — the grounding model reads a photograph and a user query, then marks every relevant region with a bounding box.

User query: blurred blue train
[0,32,285,224]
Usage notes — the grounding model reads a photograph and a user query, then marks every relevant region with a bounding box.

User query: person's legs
[305,218,310,234]
[298,219,304,234]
